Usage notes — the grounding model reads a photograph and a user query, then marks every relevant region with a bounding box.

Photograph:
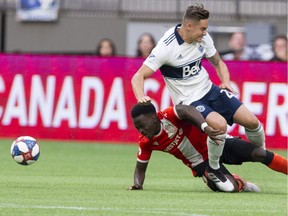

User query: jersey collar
[174,24,185,45]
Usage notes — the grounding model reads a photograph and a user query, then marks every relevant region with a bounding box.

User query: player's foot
[204,166,234,192]
[242,182,261,192]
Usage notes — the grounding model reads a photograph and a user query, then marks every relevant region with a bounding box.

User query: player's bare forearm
[131,64,154,103]
[175,105,223,139]
[131,72,145,101]
[208,52,230,83]
[208,51,222,67]
[176,105,207,128]
[133,161,147,186]
[208,52,237,94]
[128,161,148,190]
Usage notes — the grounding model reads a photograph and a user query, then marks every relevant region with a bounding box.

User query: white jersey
[144,24,217,105]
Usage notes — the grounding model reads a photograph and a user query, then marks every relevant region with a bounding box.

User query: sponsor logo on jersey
[160,59,202,79]
[164,134,181,152]
[182,59,201,78]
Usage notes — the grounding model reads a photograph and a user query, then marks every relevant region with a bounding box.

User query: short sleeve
[161,106,181,121]
[137,137,153,163]
[204,33,217,58]
[143,43,168,72]
[137,146,152,163]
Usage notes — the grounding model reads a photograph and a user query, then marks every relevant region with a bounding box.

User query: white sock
[207,134,226,170]
[245,122,266,149]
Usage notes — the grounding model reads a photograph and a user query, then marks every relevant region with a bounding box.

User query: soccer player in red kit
[128,102,287,192]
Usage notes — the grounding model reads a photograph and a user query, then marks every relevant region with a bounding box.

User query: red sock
[268,153,288,175]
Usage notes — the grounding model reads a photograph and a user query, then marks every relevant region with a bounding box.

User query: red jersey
[137,106,208,176]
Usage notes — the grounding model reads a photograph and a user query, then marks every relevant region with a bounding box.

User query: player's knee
[217,123,227,133]
[206,112,227,132]
[251,148,266,162]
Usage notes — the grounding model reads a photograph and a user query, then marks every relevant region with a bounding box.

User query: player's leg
[205,111,227,170]
[197,108,228,171]
[222,137,287,175]
[233,105,266,149]
[205,133,235,192]
[191,90,233,191]
[192,95,228,170]
[212,140,261,192]
[251,147,288,175]
[207,85,266,149]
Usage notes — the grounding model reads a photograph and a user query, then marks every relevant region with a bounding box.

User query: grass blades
[0,139,287,216]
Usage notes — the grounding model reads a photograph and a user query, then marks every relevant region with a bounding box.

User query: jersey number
[220,89,236,99]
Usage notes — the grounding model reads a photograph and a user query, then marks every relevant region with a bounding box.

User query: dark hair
[183,4,209,21]
[131,102,156,118]
[136,33,156,57]
[96,38,116,56]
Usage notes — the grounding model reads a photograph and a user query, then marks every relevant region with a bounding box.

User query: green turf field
[0,139,287,216]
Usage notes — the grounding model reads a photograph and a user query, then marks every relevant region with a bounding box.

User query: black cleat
[204,166,234,192]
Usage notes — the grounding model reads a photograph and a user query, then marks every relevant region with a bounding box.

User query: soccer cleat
[204,166,235,192]
[242,182,261,193]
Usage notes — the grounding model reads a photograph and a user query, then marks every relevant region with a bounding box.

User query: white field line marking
[0,203,284,215]
[0,204,209,216]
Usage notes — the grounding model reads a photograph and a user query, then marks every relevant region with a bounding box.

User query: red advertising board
[0,54,287,149]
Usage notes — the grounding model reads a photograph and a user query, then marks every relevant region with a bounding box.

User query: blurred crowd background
[0,0,287,61]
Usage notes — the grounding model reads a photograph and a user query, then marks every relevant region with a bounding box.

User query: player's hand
[127,184,143,190]
[219,83,238,95]
[204,126,225,145]
[138,96,151,103]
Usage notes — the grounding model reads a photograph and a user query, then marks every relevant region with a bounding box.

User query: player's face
[187,19,208,43]
[133,114,159,140]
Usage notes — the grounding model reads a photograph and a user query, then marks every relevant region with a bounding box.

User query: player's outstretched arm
[128,161,148,190]
[131,64,154,103]
[175,105,224,141]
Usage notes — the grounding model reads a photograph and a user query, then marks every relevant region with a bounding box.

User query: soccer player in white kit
[131,4,266,191]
